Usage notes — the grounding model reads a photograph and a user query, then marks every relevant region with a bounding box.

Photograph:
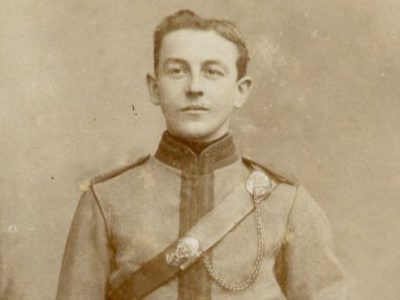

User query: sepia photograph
[1,1,399,299]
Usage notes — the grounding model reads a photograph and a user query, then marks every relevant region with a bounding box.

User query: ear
[146,73,161,106]
[234,76,253,108]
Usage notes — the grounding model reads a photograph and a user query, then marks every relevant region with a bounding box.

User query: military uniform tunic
[56,132,347,299]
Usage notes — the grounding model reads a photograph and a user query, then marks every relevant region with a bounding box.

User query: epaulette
[241,156,297,185]
[90,154,150,185]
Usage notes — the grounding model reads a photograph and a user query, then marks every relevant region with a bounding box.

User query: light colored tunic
[57,133,347,300]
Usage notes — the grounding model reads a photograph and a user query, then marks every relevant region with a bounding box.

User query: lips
[181,105,209,112]
[182,105,208,113]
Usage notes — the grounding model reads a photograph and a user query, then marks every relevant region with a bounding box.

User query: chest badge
[246,170,272,200]
[166,236,200,268]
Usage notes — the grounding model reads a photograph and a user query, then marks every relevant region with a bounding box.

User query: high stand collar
[155,131,239,175]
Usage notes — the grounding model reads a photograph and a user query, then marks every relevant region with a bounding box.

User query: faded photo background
[1,1,399,299]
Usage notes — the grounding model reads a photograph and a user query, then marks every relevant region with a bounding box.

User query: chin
[167,117,230,142]
[177,131,210,142]
[170,125,217,143]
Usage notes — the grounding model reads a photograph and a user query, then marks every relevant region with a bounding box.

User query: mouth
[181,105,209,113]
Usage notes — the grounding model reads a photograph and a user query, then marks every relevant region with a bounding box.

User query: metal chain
[202,201,265,292]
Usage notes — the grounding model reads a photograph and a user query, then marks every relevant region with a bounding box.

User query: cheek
[158,82,185,111]
[209,82,239,104]
[159,79,187,97]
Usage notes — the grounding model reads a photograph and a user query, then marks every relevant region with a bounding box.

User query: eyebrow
[162,58,188,69]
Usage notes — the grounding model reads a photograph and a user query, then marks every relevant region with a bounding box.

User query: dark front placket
[155,132,239,300]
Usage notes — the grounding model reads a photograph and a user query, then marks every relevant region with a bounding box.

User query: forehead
[159,29,239,67]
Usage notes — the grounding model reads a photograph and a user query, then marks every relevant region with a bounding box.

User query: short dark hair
[153,10,249,79]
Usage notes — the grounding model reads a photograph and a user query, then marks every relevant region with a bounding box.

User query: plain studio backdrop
[0,1,399,299]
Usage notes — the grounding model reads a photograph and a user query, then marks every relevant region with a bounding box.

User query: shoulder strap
[107,179,284,300]
[242,156,297,185]
[91,155,150,185]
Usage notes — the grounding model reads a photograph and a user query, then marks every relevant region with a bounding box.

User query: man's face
[147,29,252,143]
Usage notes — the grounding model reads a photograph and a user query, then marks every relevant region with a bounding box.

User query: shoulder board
[241,156,297,185]
[91,154,150,185]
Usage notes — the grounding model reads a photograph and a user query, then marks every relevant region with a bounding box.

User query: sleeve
[56,186,114,300]
[0,225,23,300]
[283,185,348,300]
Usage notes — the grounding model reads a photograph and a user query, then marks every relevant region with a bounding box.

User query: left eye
[205,68,223,77]
[171,68,182,74]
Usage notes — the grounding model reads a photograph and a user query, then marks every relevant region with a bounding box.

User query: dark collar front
[155,131,239,175]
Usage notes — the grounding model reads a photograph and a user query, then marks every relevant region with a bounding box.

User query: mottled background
[1,0,399,299]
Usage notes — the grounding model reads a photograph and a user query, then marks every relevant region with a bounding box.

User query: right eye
[166,67,186,78]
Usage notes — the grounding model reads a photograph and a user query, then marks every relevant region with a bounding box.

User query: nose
[186,73,204,99]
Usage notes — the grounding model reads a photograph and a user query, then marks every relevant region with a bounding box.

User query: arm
[56,186,113,300]
[283,185,348,300]
[0,230,23,299]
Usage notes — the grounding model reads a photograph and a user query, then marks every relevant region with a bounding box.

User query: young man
[57,10,347,300]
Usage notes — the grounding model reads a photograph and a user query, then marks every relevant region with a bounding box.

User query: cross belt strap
[107,178,282,300]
